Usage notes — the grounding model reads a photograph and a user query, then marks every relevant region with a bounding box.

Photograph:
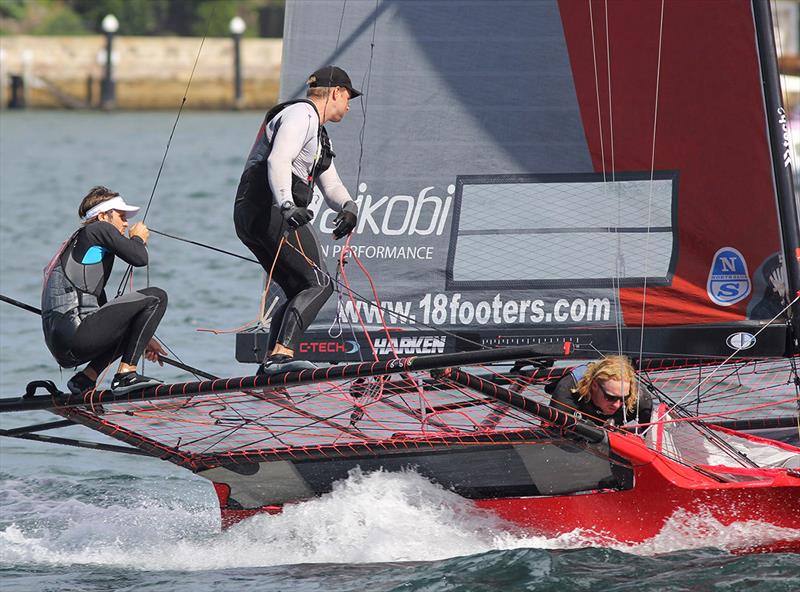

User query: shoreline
[0,35,282,110]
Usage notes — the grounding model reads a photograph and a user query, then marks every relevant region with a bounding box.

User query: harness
[240,99,335,208]
[41,228,107,366]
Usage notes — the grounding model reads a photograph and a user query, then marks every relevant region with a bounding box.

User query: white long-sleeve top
[265,102,352,211]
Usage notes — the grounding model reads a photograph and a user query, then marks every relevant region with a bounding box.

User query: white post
[21,49,32,108]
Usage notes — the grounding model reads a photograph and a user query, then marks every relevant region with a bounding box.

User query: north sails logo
[707,247,751,306]
[374,336,446,355]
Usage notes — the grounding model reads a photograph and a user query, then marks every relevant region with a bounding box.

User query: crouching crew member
[42,186,167,395]
[548,355,653,429]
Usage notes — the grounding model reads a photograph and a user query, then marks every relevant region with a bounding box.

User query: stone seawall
[0,36,282,109]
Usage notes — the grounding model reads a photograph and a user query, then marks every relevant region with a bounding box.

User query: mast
[753,0,800,351]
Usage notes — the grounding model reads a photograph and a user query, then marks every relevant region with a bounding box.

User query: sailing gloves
[280,200,358,238]
[280,202,314,230]
[333,200,358,240]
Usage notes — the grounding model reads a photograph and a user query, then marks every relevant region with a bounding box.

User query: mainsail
[237,0,800,363]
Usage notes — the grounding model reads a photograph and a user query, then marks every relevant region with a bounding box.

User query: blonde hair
[306,86,335,99]
[572,355,639,412]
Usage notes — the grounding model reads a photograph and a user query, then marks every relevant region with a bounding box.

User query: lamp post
[230,16,246,109]
[100,14,118,110]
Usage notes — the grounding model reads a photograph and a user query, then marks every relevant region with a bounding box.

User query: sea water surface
[1,111,798,591]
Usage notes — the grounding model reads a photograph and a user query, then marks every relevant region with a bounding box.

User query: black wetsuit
[234,100,348,354]
[548,366,653,428]
[41,221,167,370]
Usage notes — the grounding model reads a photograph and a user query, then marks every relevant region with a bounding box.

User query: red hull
[476,432,800,549]
[215,431,800,551]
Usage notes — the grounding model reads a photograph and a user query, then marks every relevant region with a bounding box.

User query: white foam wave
[620,509,800,555]
[1,469,797,570]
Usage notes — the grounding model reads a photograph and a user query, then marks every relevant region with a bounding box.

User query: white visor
[82,196,140,221]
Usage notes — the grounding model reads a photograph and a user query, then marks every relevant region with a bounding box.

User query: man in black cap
[234,65,361,375]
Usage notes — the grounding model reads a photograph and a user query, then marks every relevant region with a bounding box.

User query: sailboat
[2,0,799,552]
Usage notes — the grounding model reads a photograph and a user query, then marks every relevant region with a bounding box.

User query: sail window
[446,171,679,290]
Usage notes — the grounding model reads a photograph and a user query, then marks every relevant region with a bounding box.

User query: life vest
[41,229,105,366]
[237,99,335,208]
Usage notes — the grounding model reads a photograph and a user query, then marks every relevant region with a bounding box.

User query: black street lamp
[230,16,246,110]
[100,14,118,110]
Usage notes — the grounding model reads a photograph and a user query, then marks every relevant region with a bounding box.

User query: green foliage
[0,0,29,20]
[192,0,238,37]
[1,0,278,36]
[32,3,86,35]
[68,0,170,35]
[0,0,89,35]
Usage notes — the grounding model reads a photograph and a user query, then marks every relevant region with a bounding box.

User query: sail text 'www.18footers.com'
[338,293,612,326]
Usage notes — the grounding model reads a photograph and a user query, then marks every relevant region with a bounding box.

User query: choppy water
[1,111,799,591]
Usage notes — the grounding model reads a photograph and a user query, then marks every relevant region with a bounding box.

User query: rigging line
[355,0,379,192]
[587,0,607,180]
[116,9,214,297]
[604,0,616,180]
[790,355,800,441]
[598,0,623,358]
[281,238,491,351]
[150,228,260,264]
[589,1,622,355]
[644,293,800,436]
[634,367,762,468]
[339,246,394,361]
[584,347,761,468]
[334,2,381,360]
[302,0,348,198]
[636,0,666,410]
[335,0,348,50]
[328,0,377,358]
[152,333,204,382]
[142,26,211,222]
[0,292,218,387]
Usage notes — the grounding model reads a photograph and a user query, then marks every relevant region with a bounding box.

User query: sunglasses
[597,382,626,404]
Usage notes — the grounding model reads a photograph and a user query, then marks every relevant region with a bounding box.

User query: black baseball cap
[307,66,361,98]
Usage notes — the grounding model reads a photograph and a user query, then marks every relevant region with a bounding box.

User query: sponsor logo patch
[707,247,751,306]
[374,336,446,355]
[299,340,360,354]
[725,332,756,350]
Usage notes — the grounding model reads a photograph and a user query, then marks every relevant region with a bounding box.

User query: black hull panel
[197,438,632,510]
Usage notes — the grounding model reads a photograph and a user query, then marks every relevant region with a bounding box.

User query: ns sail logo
[707,247,751,306]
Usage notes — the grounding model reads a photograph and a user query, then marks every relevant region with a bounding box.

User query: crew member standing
[42,186,167,395]
[234,65,360,374]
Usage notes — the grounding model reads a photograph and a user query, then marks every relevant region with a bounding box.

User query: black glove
[280,202,314,230]
[332,201,358,239]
